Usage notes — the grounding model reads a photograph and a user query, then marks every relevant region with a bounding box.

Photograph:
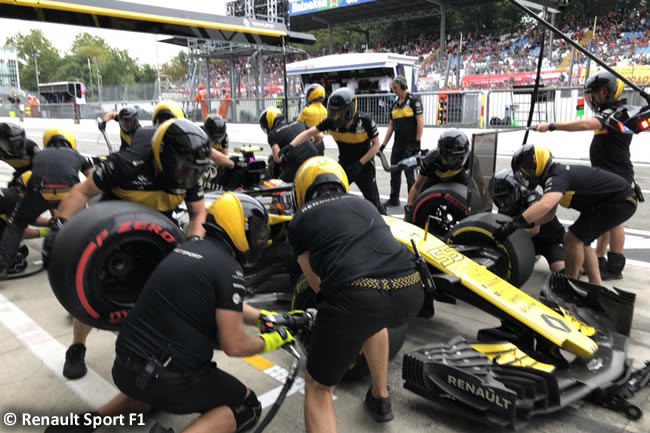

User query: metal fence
[89,82,159,103]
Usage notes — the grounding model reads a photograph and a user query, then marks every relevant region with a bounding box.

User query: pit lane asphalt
[0,118,648,433]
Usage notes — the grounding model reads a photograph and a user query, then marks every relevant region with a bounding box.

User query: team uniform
[388,93,423,200]
[268,121,318,182]
[113,237,250,413]
[1,138,40,187]
[0,148,93,270]
[93,144,203,220]
[288,193,423,386]
[211,133,229,153]
[316,113,385,213]
[591,102,634,183]
[543,164,637,244]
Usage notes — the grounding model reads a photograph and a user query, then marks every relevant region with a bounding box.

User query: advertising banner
[288,0,375,17]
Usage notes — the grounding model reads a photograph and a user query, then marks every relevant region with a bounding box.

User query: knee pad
[607,252,626,274]
[228,390,262,433]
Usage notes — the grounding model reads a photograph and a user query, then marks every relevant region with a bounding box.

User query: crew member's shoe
[63,344,88,379]
[597,256,608,279]
[149,422,175,433]
[382,198,401,208]
[602,252,625,281]
[365,386,394,422]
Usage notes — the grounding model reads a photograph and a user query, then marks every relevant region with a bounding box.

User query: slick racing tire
[444,212,535,287]
[48,201,185,330]
[410,182,483,237]
[291,275,408,381]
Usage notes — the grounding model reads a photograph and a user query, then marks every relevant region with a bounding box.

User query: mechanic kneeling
[490,169,565,272]
[404,128,484,221]
[46,193,293,433]
[289,156,424,432]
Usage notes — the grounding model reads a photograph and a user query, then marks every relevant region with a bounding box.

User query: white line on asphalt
[0,293,118,408]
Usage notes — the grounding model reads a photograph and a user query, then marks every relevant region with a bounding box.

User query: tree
[161,51,188,81]
[5,30,61,91]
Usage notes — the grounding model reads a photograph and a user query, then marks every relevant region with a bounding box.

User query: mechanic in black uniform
[0,172,51,275]
[100,105,141,150]
[504,143,637,285]
[288,87,386,214]
[203,113,235,169]
[0,122,40,188]
[380,75,424,208]
[490,169,565,272]
[404,129,485,222]
[44,193,294,433]
[44,118,211,381]
[128,100,186,149]
[259,107,318,182]
[290,156,424,431]
[535,71,637,280]
[0,129,93,280]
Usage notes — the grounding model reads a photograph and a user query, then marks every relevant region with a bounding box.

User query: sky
[0,1,227,67]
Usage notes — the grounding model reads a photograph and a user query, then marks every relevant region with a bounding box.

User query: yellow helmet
[43,128,76,150]
[204,192,270,264]
[258,107,284,134]
[294,156,349,208]
[511,143,553,189]
[152,100,185,126]
[305,84,325,104]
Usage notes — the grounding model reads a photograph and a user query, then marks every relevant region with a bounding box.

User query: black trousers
[0,187,49,268]
[389,141,418,200]
[344,160,386,215]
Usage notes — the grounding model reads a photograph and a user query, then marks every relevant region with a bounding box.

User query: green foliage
[160,51,188,81]
[5,29,62,90]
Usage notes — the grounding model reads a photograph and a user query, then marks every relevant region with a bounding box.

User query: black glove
[98,120,107,132]
[346,161,364,181]
[379,143,387,153]
[42,216,67,269]
[404,205,414,222]
[493,215,533,242]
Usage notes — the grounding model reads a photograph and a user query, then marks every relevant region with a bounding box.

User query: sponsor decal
[447,375,513,409]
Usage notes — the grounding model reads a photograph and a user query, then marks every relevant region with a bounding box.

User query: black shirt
[316,112,378,165]
[268,121,318,167]
[30,148,93,186]
[591,102,634,182]
[0,188,20,220]
[93,142,203,214]
[543,163,634,212]
[390,92,423,146]
[130,126,156,149]
[523,192,564,246]
[1,138,40,176]
[288,193,416,292]
[116,237,247,370]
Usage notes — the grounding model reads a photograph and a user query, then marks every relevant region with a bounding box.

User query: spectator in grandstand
[535,70,638,280]
[380,75,423,208]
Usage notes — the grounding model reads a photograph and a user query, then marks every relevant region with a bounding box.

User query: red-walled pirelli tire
[410,182,478,237]
[48,201,185,330]
[444,212,536,287]
[291,275,408,381]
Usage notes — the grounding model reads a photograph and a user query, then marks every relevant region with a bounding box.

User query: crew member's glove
[42,216,67,269]
[259,326,294,353]
[379,144,387,153]
[98,120,107,132]
[404,205,414,222]
[278,145,292,159]
[493,215,534,242]
[346,161,364,181]
[256,309,278,330]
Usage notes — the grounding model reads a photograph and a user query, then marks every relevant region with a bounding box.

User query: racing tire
[48,201,185,330]
[291,275,408,381]
[410,182,479,237]
[444,212,535,287]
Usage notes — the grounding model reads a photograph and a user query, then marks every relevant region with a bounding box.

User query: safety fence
[8,86,650,128]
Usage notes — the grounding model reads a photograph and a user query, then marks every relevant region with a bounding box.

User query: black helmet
[204,114,227,143]
[489,169,524,216]
[0,122,26,157]
[511,143,553,190]
[437,129,470,170]
[327,87,357,129]
[584,70,624,113]
[204,192,271,266]
[259,107,284,134]
[152,118,212,194]
[305,83,325,104]
[117,106,139,134]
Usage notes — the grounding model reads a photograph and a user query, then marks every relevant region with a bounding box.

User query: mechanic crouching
[289,156,424,432]
[504,143,637,285]
[46,193,293,433]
